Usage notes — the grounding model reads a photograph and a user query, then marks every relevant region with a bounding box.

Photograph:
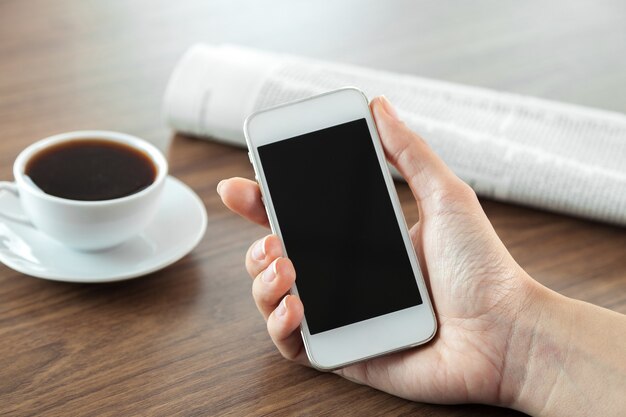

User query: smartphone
[244,87,437,370]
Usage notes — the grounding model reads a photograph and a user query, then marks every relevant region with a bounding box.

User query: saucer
[0,176,207,283]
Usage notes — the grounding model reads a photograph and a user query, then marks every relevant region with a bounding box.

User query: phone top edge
[243,86,369,145]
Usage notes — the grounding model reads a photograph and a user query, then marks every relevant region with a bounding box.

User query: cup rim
[14,130,169,206]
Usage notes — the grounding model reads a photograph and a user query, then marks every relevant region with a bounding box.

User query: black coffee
[25,139,157,201]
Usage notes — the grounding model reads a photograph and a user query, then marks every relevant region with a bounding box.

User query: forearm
[503,278,626,416]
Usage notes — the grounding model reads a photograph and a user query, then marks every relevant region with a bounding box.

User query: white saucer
[0,176,207,283]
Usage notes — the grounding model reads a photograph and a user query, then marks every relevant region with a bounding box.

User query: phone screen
[258,118,422,335]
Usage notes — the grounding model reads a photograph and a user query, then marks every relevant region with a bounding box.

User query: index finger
[217,177,269,227]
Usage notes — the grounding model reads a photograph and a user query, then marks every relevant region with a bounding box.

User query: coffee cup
[0,131,168,251]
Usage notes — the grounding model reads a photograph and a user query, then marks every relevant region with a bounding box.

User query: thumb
[370,96,464,207]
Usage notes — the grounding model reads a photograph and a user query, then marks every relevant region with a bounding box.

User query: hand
[217,96,626,416]
[218,95,535,404]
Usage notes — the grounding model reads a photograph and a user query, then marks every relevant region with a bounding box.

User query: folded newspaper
[163,44,626,225]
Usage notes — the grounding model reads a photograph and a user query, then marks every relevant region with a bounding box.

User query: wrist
[494,273,552,412]
[500,276,626,416]
[498,278,569,414]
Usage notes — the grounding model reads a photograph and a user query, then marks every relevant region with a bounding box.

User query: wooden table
[1,1,625,415]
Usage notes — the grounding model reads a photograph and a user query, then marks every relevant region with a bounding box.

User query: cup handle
[0,181,33,226]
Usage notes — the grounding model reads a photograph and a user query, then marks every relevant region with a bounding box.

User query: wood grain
[1,1,624,415]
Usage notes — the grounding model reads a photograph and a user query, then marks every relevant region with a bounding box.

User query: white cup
[0,131,168,251]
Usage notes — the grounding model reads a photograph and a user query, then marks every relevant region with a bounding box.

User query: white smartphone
[244,87,437,370]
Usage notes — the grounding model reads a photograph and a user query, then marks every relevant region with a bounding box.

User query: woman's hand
[218,96,626,416]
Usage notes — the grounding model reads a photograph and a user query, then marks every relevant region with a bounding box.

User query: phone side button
[256,181,265,205]
[248,152,253,165]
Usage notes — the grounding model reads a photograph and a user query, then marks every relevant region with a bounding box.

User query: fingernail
[380,95,399,121]
[275,295,289,317]
[252,236,267,261]
[262,258,279,283]
[216,180,225,196]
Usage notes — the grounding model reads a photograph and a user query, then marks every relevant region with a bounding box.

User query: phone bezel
[244,87,437,370]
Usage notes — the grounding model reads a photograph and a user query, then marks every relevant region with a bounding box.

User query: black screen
[258,118,422,334]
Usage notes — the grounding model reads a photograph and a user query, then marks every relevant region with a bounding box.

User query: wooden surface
[1,1,625,415]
